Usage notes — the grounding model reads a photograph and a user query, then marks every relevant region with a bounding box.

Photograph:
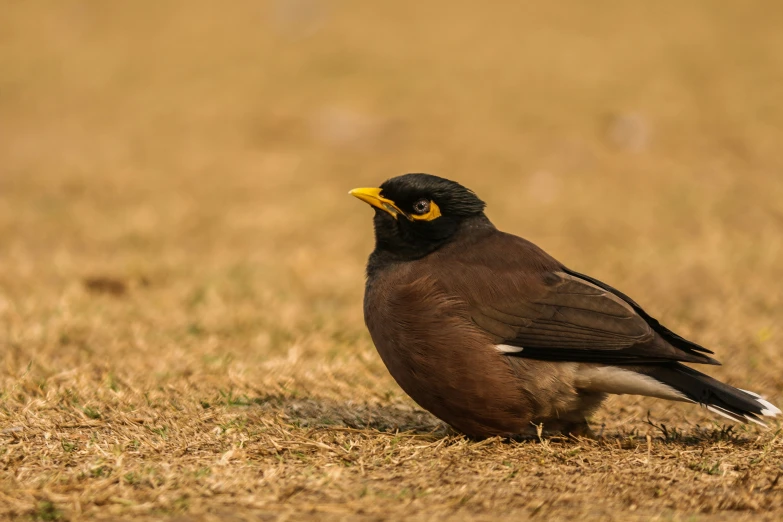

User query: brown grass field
[2,1,783,520]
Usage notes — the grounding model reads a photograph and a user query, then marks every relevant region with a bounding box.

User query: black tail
[643,363,781,426]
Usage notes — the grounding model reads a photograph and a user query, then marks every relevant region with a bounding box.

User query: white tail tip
[739,389,781,417]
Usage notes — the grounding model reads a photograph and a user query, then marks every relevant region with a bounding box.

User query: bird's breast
[362,272,534,437]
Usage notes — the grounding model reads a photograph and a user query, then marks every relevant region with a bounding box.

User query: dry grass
[2,1,783,520]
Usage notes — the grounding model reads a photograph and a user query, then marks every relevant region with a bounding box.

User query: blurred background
[3,2,783,518]
[2,0,783,417]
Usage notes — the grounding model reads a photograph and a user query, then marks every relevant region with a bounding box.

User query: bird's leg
[561,419,595,439]
[525,417,596,440]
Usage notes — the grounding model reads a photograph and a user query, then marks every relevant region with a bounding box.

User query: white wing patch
[495,344,524,354]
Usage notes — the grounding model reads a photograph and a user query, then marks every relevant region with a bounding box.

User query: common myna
[351,173,780,438]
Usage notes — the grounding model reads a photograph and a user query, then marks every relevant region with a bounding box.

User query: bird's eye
[412,199,430,215]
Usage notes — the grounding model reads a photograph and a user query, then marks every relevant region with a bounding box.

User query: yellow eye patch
[409,200,442,221]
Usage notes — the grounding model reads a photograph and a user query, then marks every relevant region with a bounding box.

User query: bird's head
[350,173,487,260]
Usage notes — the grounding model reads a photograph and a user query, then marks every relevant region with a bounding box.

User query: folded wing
[437,233,719,366]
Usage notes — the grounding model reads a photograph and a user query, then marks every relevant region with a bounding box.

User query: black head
[350,173,488,263]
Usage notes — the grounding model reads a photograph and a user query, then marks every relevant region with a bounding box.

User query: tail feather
[738,389,782,417]
[643,363,781,426]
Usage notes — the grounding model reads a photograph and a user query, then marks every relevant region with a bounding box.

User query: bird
[350,173,780,438]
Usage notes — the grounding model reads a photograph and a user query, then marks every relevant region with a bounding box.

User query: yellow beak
[349,187,403,219]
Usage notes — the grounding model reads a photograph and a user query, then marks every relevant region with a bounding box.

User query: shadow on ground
[251,393,451,435]
[250,394,758,446]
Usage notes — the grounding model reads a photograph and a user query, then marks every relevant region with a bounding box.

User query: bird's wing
[558,266,717,361]
[435,234,718,366]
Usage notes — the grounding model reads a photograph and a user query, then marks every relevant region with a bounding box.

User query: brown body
[355,174,779,437]
[365,222,608,436]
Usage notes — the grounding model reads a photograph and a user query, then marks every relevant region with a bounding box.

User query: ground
[2,1,783,520]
